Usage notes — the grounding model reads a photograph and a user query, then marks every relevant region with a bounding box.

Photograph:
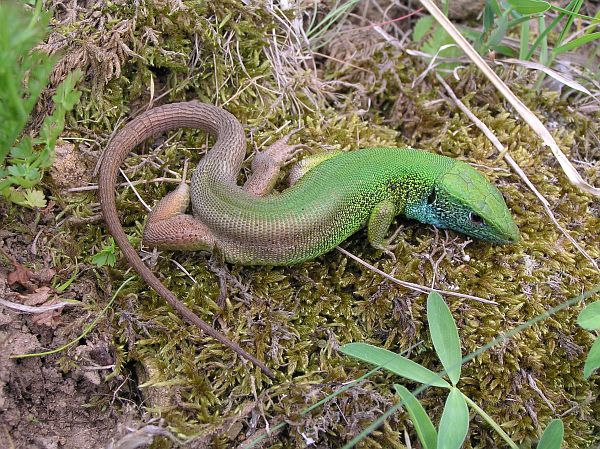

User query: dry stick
[418,0,600,197]
[0,298,78,314]
[436,74,599,271]
[336,246,498,305]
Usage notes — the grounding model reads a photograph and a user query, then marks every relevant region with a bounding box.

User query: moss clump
[36,1,600,447]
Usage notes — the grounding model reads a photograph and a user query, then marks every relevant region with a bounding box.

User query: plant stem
[462,393,519,449]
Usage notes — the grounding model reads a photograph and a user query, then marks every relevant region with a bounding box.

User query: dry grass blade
[418,0,600,197]
[500,58,591,95]
[67,177,183,193]
[0,298,77,314]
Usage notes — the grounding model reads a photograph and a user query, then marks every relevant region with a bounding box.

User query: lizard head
[408,161,520,244]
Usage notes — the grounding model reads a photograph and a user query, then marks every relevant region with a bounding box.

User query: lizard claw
[260,131,309,167]
[374,243,398,263]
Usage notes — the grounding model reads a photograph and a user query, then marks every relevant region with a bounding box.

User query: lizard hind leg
[243,132,306,196]
[143,182,215,251]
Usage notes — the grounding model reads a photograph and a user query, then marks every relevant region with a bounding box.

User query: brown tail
[97,102,275,379]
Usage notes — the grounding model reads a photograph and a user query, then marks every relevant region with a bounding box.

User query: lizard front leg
[367,198,405,262]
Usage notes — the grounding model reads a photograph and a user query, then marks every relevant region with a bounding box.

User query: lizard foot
[374,225,405,263]
[374,242,399,263]
[244,131,308,196]
[258,130,307,167]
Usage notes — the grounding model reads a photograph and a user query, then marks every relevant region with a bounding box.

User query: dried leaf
[18,287,63,328]
[7,263,35,291]
[21,286,53,306]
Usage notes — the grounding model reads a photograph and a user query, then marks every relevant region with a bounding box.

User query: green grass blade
[307,0,360,40]
[488,11,509,49]
[10,276,135,358]
[583,338,600,379]
[519,19,530,59]
[538,16,548,65]
[340,343,450,388]
[550,4,598,22]
[554,32,600,56]
[537,419,564,449]
[437,388,469,449]
[554,0,583,45]
[394,384,438,449]
[507,0,550,14]
[524,0,578,60]
[483,2,495,33]
[427,292,462,386]
[462,395,519,449]
[487,0,502,16]
[577,301,600,330]
[586,9,600,35]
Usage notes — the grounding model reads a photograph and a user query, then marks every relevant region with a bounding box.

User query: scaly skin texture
[189,146,519,264]
[98,101,519,376]
[139,102,519,264]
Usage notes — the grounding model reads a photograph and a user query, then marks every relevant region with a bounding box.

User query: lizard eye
[426,190,436,205]
[469,212,485,225]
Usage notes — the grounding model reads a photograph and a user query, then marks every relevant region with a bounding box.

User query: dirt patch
[0,232,140,448]
[49,143,93,192]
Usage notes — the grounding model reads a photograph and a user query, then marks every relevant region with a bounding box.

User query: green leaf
[577,302,600,330]
[7,164,28,177]
[507,0,551,14]
[33,146,53,170]
[37,69,82,154]
[92,241,117,268]
[21,51,54,112]
[9,138,34,161]
[427,292,462,386]
[0,4,52,160]
[53,69,83,110]
[537,419,564,449]
[413,16,434,42]
[340,343,450,388]
[24,166,41,181]
[394,385,437,449]
[488,13,508,48]
[23,189,46,208]
[483,2,495,32]
[5,187,26,205]
[554,32,600,56]
[7,164,40,187]
[486,0,502,15]
[490,44,517,57]
[38,113,64,150]
[437,388,469,449]
[583,338,600,379]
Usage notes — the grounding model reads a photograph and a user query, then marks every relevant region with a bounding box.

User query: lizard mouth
[489,219,520,245]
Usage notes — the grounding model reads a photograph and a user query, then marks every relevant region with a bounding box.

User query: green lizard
[98,101,519,377]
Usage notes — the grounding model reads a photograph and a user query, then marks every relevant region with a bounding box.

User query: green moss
[33,1,600,447]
